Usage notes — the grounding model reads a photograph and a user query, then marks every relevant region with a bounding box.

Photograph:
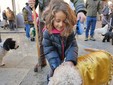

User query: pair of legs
[34,21,47,72]
[25,24,36,41]
[25,24,30,38]
[85,16,97,41]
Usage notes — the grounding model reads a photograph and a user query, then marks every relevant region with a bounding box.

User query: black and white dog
[0,38,19,66]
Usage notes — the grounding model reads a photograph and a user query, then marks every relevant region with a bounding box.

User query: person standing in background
[109,2,113,32]
[22,3,33,39]
[6,7,15,31]
[28,0,51,72]
[85,0,102,41]
[101,0,110,27]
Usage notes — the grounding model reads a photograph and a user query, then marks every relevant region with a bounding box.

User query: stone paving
[0,21,113,85]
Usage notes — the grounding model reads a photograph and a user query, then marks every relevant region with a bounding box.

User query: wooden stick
[84,48,99,52]
[32,7,41,71]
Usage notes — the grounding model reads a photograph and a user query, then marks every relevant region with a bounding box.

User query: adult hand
[77,12,86,23]
[28,0,35,8]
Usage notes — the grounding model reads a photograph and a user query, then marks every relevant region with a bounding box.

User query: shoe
[84,38,88,41]
[90,37,96,41]
[41,57,47,67]
[34,64,39,72]
[30,38,35,41]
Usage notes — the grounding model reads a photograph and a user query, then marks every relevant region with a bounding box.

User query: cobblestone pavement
[0,21,113,85]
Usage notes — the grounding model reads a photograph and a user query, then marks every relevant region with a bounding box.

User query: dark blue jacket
[42,30,78,70]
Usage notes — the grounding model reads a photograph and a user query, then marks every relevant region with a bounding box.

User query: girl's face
[53,11,66,31]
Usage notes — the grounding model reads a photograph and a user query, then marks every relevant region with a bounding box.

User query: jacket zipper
[61,38,64,60]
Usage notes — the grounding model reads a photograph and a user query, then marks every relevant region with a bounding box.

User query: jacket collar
[51,28,63,34]
[43,26,64,34]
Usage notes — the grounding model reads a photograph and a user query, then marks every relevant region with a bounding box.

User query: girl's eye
[55,20,60,22]
[57,21,60,23]
[55,19,66,23]
[63,20,66,23]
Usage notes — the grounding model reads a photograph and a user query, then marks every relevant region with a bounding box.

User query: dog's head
[3,38,19,51]
[48,65,82,85]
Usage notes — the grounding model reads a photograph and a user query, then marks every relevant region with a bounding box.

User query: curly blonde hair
[43,0,77,37]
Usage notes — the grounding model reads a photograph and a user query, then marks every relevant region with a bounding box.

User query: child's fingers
[61,62,74,67]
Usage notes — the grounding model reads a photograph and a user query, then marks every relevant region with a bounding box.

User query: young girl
[42,0,78,81]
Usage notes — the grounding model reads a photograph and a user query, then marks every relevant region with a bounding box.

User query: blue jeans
[25,24,30,38]
[85,16,97,38]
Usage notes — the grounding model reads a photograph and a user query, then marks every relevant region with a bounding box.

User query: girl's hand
[28,0,35,8]
[61,61,74,67]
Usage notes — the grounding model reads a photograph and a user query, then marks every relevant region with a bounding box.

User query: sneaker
[30,38,35,41]
[84,38,88,41]
[34,64,39,72]
[47,74,50,84]
[90,37,96,41]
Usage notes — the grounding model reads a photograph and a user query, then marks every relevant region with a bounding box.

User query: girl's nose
[59,22,63,27]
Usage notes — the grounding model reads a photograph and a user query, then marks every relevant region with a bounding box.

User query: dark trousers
[34,21,47,72]
[34,21,46,72]
[9,20,15,30]
[38,21,47,66]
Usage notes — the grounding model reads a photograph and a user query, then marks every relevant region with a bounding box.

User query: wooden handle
[32,7,41,65]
